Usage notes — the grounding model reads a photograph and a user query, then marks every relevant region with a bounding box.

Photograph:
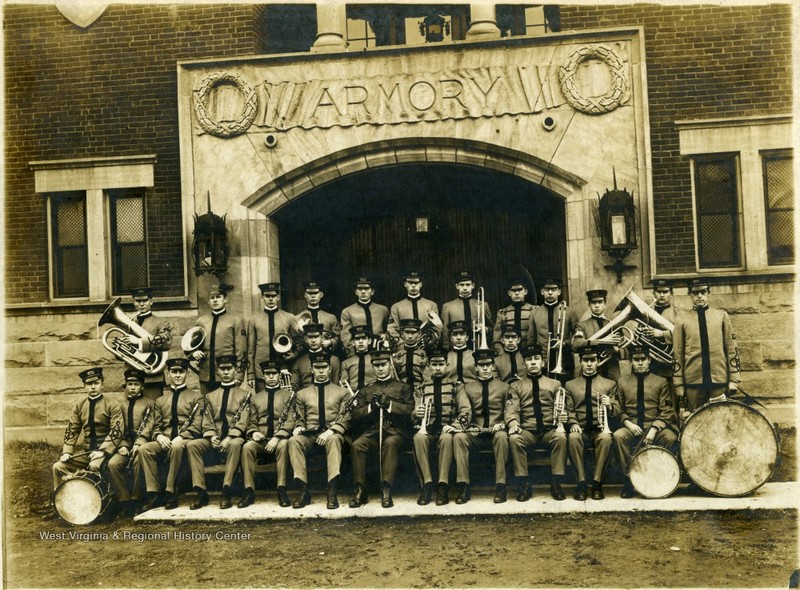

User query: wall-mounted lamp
[191,191,229,278]
[598,171,637,283]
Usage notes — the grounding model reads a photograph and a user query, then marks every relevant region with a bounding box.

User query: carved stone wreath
[193,72,258,138]
[559,45,629,115]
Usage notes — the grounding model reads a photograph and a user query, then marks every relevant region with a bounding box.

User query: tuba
[99,298,168,374]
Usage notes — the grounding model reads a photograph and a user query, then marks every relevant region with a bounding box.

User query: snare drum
[54,470,112,525]
[679,399,779,497]
[627,445,681,499]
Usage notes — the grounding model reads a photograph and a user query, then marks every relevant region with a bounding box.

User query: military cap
[354,276,374,288]
[216,354,238,367]
[166,358,190,371]
[399,318,423,332]
[350,325,373,337]
[309,351,332,366]
[259,360,282,373]
[578,346,600,359]
[447,320,468,334]
[79,367,103,383]
[403,271,423,282]
[541,278,562,288]
[302,322,325,335]
[209,283,232,296]
[628,345,649,359]
[651,279,673,291]
[499,323,520,337]
[454,270,474,282]
[258,282,281,295]
[586,289,608,301]
[124,368,146,382]
[506,278,526,290]
[304,281,323,292]
[428,349,448,362]
[370,349,392,363]
[521,344,544,358]
[130,287,153,299]
[688,278,710,293]
[473,348,497,364]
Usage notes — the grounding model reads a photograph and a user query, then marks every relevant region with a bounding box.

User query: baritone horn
[420,309,443,349]
[99,297,168,374]
[273,333,294,357]
[180,326,206,373]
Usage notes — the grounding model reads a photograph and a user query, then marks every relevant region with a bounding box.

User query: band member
[387,271,441,344]
[298,280,342,356]
[340,277,390,357]
[673,278,741,412]
[612,345,678,498]
[531,278,579,381]
[492,278,536,349]
[110,369,157,517]
[639,279,678,380]
[138,358,205,512]
[440,271,492,350]
[240,360,294,508]
[247,282,302,390]
[572,289,625,381]
[190,283,247,394]
[186,354,250,510]
[340,326,378,391]
[494,324,524,382]
[348,349,414,508]
[291,323,342,389]
[445,320,476,385]
[565,346,617,501]
[453,349,510,504]
[127,287,172,400]
[392,318,428,388]
[288,352,351,509]
[44,367,123,520]
[506,345,569,501]
[412,349,471,506]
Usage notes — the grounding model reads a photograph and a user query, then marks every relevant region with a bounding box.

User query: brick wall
[560,4,793,274]
[4,4,263,304]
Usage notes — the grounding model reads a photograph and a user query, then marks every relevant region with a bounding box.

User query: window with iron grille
[693,155,742,268]
[108,188,148,294]
[50,191,89,297]
[762,151,794,265]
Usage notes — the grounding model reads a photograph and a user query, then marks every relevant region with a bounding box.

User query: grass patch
[5,440,60,517]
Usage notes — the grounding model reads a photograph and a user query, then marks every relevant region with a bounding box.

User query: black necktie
[409,297,419,320]
[547,305,555,334]
[456,349,464,381]
[594,316,605,331]
[266,309,277,359]
[433,378,443,430]
[481,380,491,428]
[359,302,373,334]
[136,313,149,327]
[169,388,182,438]
[512,302,523,334]
[266,388,276,437]
[357,354,366,390]
[406,348,415,385]
[88,397,98,450]
[461,298,472,335]
[127,399,137,442]
[636,373,646,430]
[219,386,231,438]
[584,375,595,431]
[309,307,319,323]
[655,304,669,315]
[208,311,223,384]
[317,383,327,430]
[532,377,544,433]
[697,307,712,386]
[508,352,518,377]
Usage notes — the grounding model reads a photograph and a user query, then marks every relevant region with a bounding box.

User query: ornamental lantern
[191,192,229,278]
[598,171,637,283]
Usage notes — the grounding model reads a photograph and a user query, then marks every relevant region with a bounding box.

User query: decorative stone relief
[559,45,630,115]
[193,72,258,138]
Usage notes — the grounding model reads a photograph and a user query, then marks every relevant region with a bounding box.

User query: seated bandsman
[412,349,471,506]
[110,369,158,517]
[571,289,625,381]
[493,278,536,350]
[297,281,342,357]
[506,345,569,502]
[289,352,351,509]
[44,368,123,520]
[127,286,172,400]
[137,358,204,512]
[565,346,618,501]
[445,320,476,385]
[240,360,294,508]
[612,345,678,498]
[494,323,525,383]
[186,354,251,510]
[348,349,414,509]
[453,349,510,504]
[387,271,441,345]
[291,323,342,390]
[392,318,428,388]
[340,326,378,391]
[340,276,390,357]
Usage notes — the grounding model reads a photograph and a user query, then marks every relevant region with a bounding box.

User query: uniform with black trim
[492,278,536,350]
[571,289,624,381]
[494,323,525,382]
[128,287,173,400]
[340,277,390,356]
[298,281,342,356]
[248,282,302,389]
[392,318,428,388]
[531,278,579,381]
[440,270,492,350]
[387,271,441,345]
[445,320,477,385]
[291,323,342,389]
[340,326,378,391]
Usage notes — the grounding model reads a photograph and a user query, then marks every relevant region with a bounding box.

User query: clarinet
[272,370,298,440]
[178,402,200,435]
[230,387,253,432]
[126,405,152,469]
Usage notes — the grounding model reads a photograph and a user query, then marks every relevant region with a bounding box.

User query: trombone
[548,302,568,377]
[473,287,489,352]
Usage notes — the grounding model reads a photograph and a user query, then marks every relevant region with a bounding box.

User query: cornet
[417,397,433,435]
[553,387,567,433]
[598,394,612,434]
[99,298,168,374]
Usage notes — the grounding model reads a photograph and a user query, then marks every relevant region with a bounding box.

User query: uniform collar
[212,308,227,316]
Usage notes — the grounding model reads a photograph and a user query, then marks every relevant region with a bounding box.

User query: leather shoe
[277,486,291,508]
[349,484,367,508]
[455,483,471,504]
[621,485,636,499]
[190,490,209,510]
[417,482,434,506]
[493,483,507,504]
[220,494,232,509]
[237,489,255,508]
[163,493,178,510]
[326,485,339,510]
[516,479,532,502]
[435,483,449,506]
[137,493,161,514]
[381,483,393,508]
[293,484,310,509]
[550,482,566,501]
[573,482,587,501]
[591,482,605,500]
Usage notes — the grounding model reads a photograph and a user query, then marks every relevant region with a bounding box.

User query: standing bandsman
[565,346,617,501]
[44,368,123,520]
[190,283,247,394]
[572,289,626,381]
[111,369,157,517]
[638,279,679,379]
[531,278,579,381]
[291,323,342,390]
[247,282,302,390]
[187,355,251,510]
[673,278,741,413]
[494,324,525,382]
[340,326,378,391]
[412,349,471,506]
[240,361,294,508]
[138,358,205,512]
[506,345,569,501]
[453,349,510,504]
[392,318,428,388]
[441,271,492,350]
[612,345,678,498]
[348,349,414,509]
[445,320,477,385]
[493,278,536,350]
[127,287,172,400]
[297,281,342,356]
[387,271,441,345]
[288,352,351,509]
[340,277,390,357]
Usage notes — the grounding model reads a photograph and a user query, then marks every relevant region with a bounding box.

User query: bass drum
[627,445,681,499]
[54,470,112,525]
[679,399,779,497]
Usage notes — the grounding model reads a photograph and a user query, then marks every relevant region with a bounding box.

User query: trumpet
[553,386,567,433]
[549,302,568,376]
[598,394,612,435]
[99,298,168,374]
[417,396,433,435]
